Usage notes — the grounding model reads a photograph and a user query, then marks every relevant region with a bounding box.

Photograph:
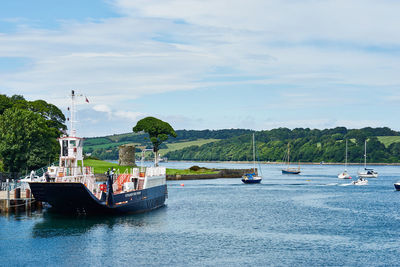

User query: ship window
[62,140,68,156]
[70,140,76,146]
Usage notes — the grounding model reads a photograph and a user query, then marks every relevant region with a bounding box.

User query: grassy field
[159,139,220,155]
[83,159,218,175]
[83,159,136,174]
[166,168,219,175]
[377,136,400,147]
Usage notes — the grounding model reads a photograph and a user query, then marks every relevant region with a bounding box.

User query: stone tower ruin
[118,144,136,166]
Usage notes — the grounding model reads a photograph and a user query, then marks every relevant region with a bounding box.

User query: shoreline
[161,160,400,166]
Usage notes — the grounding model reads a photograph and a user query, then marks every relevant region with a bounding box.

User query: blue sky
[1,0,400,137]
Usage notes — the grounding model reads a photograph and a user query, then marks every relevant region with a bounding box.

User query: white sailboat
[338,139,352,179]
[358,140,378,178]
[242,133,262,184]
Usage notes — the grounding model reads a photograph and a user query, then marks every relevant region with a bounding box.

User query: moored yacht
[338,139,352,179]
[358,140,378,178]
[242,133,262,184]
[281,143,301,175]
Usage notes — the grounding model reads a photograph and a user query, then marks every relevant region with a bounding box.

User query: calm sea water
[1,163,400,266]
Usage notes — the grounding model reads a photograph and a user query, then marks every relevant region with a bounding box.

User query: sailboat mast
[364,140,367,168]
[345,139,348,168]
[287,144,290,168]
[252,133,256,173]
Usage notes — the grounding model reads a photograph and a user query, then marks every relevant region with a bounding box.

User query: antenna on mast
[70,90,76,137]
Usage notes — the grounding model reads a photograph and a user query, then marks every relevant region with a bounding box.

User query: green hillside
[165,127,400,163]
[159,139,220,155]
[84,127,400,163]
[377,136,400,147]
[83,129,248,160]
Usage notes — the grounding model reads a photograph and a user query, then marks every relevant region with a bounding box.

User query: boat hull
[338,172,352,179]
[282,169,300,175]
[29,182,167,214]
[241,177,262,184]
[358,173,378,178]
[394,183,400,191]
[352,180,368,186]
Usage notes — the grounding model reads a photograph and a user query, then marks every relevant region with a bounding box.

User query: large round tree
[133,117,177,166]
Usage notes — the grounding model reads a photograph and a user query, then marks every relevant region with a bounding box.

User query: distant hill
[83,129,252,160]
[163,127,400,163]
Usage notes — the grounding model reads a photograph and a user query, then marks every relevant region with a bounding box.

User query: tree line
[165,127,400,163]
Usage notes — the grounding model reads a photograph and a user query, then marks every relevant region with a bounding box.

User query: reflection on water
[31,206,168,238]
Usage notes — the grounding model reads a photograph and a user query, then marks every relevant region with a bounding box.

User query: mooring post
[6,179,10,212]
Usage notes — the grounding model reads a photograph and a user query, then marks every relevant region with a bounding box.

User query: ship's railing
[56,166,93,178]
[82,175,98,195]
[17,162,58,180]
[146,166,166,177]
[0,180,30,191]
[55,173,98,194]
[131,168,140,178]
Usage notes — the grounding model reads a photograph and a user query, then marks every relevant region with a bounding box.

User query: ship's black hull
[29,182,167,214]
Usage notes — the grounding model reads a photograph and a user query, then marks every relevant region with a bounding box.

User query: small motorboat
[394,182,400,191]
[352,178,368,186]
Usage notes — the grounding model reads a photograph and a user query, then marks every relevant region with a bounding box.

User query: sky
[1,0,400,137]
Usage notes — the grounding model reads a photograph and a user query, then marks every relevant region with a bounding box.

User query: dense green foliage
[0,94,66,172]
[132,117,177,153]
[0,108,59,172]
[165,127,400,163]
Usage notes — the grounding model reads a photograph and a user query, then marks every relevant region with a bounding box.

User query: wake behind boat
[28,91,167,214]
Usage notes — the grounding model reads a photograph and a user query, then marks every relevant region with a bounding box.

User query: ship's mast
[70,90,76,137]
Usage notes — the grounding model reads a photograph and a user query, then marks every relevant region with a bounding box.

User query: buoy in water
[180,183,184,186]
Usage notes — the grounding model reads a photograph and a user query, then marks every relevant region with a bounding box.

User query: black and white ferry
[29,91,167,214]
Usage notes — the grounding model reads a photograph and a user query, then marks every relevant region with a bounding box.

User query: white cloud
[93,104,112,114]
[114,110,143,121]
[1,0,400,134]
